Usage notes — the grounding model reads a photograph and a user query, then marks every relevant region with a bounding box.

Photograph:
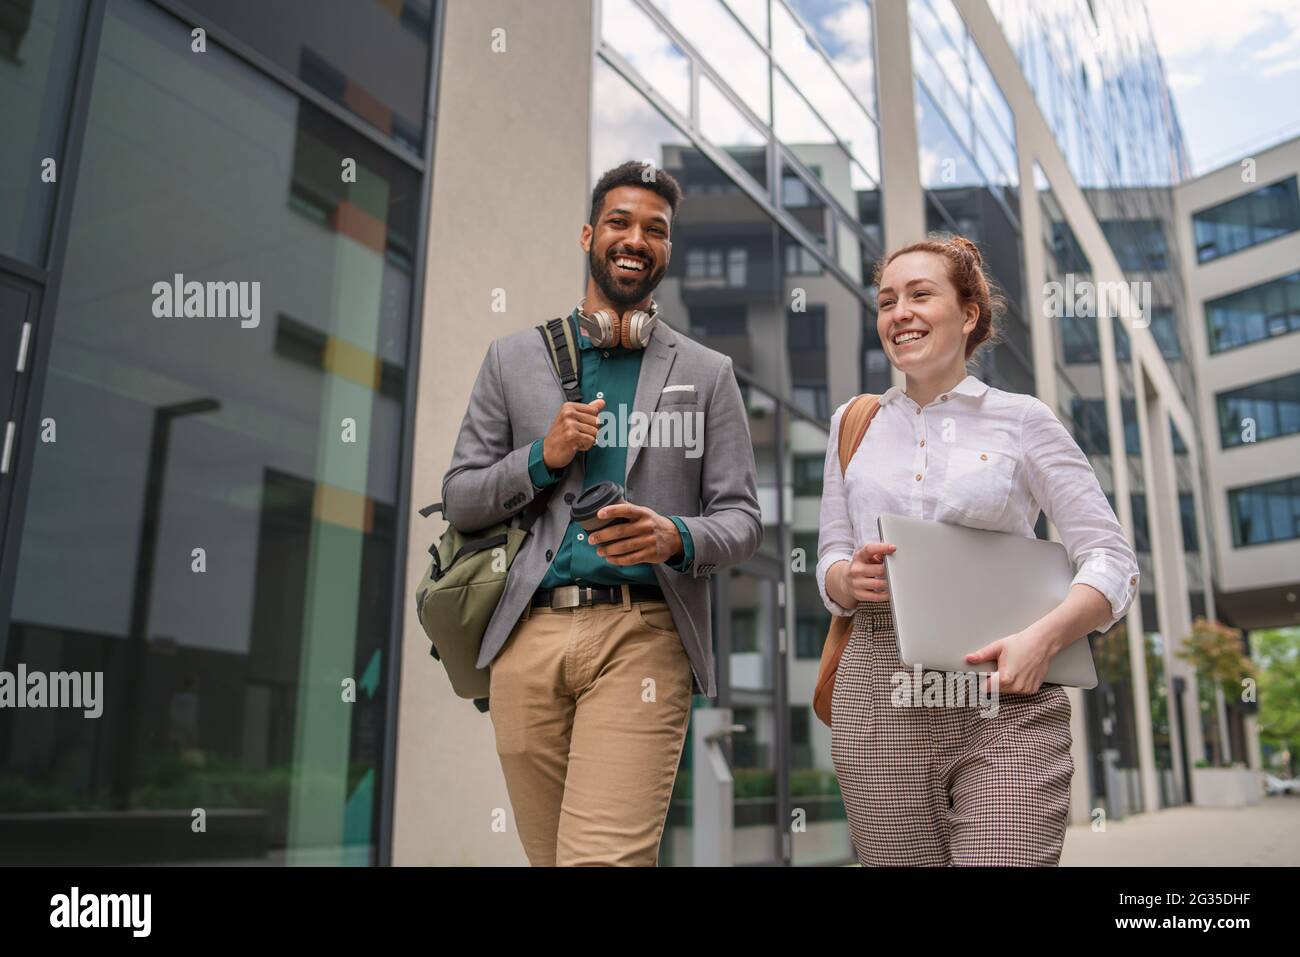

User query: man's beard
[589,245,666,306]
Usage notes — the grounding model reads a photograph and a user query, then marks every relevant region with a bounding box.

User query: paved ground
[1061,795,1300,866]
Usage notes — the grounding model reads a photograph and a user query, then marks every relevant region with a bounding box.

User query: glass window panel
[780,163,828,248]
[0,0,83,264]
[771,1,880,182]
[4,0,418,864]
[968,42,1014,147]
[186,0,432,153]
[591,58,689,189]
[1205,270,1300,354]
[1280,395,1300,435]
[698,75,769,189]
[649,0,771,123]
[928,0,966,52]
[774,69,843,162]
[1149,306,1180,359]
[1216,373,1300,447]
[971,88,1017,186]
[785,0,876,118]
[910,0,960,77]
[1193,177,1300,263]
[1229,478,1300,546]
[601,0,692,118]
[1266,487,1292,540]
[1251,181,1298,242]
[913,82,982,188]
[723,0,769,45]
[910,30,969,145]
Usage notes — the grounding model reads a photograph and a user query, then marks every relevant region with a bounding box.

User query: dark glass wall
[0,0,434,865]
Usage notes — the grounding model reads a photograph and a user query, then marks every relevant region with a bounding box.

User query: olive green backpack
[415,317,582,712]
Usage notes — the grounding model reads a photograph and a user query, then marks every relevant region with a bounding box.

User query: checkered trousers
[830,601,1074,866]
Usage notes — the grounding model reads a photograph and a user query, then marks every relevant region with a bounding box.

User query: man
[442,161,761,866]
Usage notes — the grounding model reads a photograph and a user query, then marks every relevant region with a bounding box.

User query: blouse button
[980,452,988,460]
[941,394,949,401]
[914,473,922,481]
[919,439,926,447]
[915,408,922,416]
[577,533,586,542]
[1129,575,1138,586]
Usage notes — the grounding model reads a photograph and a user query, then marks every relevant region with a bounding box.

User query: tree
[1252,627,1300,778]
[1175,618,1256,767]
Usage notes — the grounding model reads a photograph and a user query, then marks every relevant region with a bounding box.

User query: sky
[1145,0,1300,176]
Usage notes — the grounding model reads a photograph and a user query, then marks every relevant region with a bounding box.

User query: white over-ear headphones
[576,297,659,350]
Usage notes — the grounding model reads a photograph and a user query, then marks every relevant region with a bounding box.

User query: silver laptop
[877,514,1098,689]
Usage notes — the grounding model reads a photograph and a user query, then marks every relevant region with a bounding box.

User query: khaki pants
[488,599,694,866]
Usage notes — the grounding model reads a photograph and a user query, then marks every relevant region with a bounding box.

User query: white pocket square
[662,384,695,393]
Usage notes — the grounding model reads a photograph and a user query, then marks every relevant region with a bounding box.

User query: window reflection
[2,0,417,865]
[772,0,879,183]
[784,412,849,863]
[601,0,692,117]
[186,0,433,153]
[785,0,876,120]
[649,0,771,123]
[916,79,1028,394]
[1193,177,1300,263]
[0,0,83,264]
[593,20,881,862]
[1204,270,1300,354]
[698,75,768,189]
[723,0,769,44]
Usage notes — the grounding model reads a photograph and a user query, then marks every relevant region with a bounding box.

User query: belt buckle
[551,585,581,609]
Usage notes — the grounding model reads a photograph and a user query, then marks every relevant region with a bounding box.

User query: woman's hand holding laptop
[826,540,897,607]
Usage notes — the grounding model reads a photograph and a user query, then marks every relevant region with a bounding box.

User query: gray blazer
[441,318,762,697]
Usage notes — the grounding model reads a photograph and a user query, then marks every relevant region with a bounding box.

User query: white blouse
[816,374,1139,631]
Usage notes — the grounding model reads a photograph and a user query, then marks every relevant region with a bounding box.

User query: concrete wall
[391,0,594,865]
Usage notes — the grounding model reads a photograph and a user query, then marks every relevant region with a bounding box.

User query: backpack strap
[837,394,881,477]
[539,316,583,403]
[513,317,585,532]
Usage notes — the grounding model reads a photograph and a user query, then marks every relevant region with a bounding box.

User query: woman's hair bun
[948,234,983,265]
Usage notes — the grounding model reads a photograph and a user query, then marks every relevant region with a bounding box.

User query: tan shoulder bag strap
[813,393,881,728]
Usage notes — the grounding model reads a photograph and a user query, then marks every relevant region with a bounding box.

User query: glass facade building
[596,0,885,865]
[0,0,436,865]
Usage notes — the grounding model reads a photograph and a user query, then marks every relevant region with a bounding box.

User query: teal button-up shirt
[528,310,694,587]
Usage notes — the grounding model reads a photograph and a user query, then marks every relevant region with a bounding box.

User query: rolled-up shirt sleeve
[816,401,858,618]
[1020,397,1139,632]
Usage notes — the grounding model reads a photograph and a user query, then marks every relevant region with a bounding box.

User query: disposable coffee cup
[572,481,629,532]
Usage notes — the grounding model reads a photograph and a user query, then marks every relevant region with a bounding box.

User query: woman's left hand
[964,630,1055,695]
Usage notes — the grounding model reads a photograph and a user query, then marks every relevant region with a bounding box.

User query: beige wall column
[873,0,925,388]
[392,0,594,865]
[1139,372,1192,806]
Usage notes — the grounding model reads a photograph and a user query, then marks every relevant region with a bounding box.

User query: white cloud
[1261,56,1300,78]
[819,0,872,55]
[1144,0,1300,65]
[1254,36,1297,63]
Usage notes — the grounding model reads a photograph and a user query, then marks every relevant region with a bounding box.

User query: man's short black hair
[588,161,684,230]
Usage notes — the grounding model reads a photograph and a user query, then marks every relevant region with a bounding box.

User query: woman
[816,234,1139,866]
